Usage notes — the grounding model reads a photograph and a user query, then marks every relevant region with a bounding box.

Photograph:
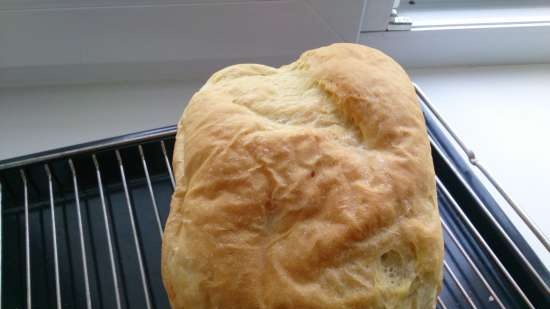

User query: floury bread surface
[162,43,444,309]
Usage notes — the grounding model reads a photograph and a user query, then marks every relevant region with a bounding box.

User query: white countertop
[410,64,550,268]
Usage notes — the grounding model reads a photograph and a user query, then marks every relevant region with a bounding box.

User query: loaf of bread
[162,43,443,309]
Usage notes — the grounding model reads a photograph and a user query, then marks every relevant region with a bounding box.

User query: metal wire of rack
[415,85,550,254]
[0,85,549,309]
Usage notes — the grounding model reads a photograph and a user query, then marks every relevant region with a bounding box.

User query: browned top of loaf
[162,43,443,309]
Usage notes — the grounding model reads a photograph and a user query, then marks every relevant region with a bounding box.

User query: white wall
[0,0,365,87]
[0,80,200,160]
[410,64,550,267]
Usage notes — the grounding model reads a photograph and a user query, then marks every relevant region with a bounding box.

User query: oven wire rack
[0,85,548,309]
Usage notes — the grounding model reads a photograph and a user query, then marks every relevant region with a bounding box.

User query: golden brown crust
[162,43,444,309]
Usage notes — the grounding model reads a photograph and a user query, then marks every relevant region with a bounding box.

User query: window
[360,0,550,68]
[400,0,550,30]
